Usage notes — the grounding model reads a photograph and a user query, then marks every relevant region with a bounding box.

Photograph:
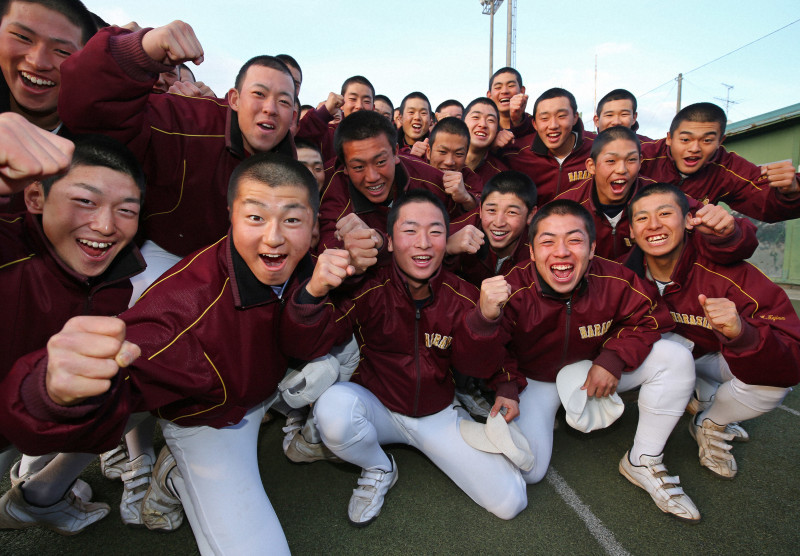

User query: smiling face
[401,98,432,144]
[593,99,637,132]
[480,191,534,259]
[230,180,314,286]
[586,138,641,205]
[629,191,690,263]
[465,103,499,151]
[666,121,723,175]
[530,213,595,295]
[428,131,468,172]
[342,83,373,117]
[0,1,83,129]
[341,134,399,204]
[26,165,141,277]
[388,200,447,298]
[533,96,579,158]
[488,71,524,117]
[374,98,393,121]
[228,65,296,155]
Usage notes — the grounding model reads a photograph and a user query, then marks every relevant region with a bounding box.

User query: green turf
[2,390,799,555]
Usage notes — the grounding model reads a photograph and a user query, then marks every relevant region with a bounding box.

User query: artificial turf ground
[1,385,798,556]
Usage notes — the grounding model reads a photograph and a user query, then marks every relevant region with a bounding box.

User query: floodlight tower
[480,0,504,81]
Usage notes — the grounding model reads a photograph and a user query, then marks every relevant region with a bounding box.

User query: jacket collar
[389,256,445,307]
[531,258,590,301]
[349,158,411,214]
[531,116,588,157]
[624,232,694,292]
[226,106,297,160]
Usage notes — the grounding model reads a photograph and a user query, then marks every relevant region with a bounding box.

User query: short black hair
[234,55,294,91]
[429,117,470,150]
[340,75,375,98]
[399,91,431,115]
[435,99,464,114]
[627,182,690,222]
[386,188,449,239]
[334,110,397,163]
[41,134,145,198]
[177,63,196,83]
[275,54,301,81]
[529,199,595,245]
[481,170,537,212]
[464,97,499,120]
[596,89,638,117]
[669,102,727,136]
[294,138,322,156]
[590,126,641,161]
[0,0,97,44]
[227,153,320,217]
[489,66,523,91]
[533,87,577,118]
[374,94,394,111]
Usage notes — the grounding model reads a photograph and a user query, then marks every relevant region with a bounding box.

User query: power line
[639,17,800,98]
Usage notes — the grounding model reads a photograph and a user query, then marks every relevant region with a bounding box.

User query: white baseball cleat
[119,454,153,526]
[9,460,93,502]
[348,455,398,527]
[686,396,749,442]
[619,451,701,523]
[100,443,129,480]
[0,483,109,535]
[689,418,737,479]
[141,446,184,532]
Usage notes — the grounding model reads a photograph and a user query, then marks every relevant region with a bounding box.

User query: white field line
[778,404,800,417]
[546,467,631,556]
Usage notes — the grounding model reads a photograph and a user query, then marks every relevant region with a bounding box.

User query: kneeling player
[281,190,528,526]
[464,200,702,521]
[626,183,800,478]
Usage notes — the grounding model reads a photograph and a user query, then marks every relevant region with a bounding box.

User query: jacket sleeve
[693,215,759,265]
[593,272,675,378]
[295,106,334,150]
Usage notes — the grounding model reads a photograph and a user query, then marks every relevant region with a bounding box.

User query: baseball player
[461,200,702,521]
[625,183,800,478]
[279,189,528,526]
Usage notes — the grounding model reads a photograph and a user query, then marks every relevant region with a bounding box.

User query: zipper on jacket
[560,298,573,367]
[412,306,421,416]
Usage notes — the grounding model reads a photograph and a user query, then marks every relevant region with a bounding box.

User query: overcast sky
[93,1,800,139]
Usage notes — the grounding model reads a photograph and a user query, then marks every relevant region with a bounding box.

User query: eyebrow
[242,198,307,211]
[10,22,80,50]
[679,130,718,136]
[538,229,585,238]
[251,82,293,98]
[71,182,140,204]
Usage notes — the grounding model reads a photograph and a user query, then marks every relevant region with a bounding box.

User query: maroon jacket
[501,117,596,206]
[317,155,470,256]
[58,27,295,257]
[625,235,800,388]
[296,105,337,162]
[473,152,509,187]
[281,262,492,417]
[0,235,313,455]
[554,176,759,262]
[0,212,144,449]
[460,257,674,400]
[640,139,800,223]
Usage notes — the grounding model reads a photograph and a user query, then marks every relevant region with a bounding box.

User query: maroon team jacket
[640,139,800,223]
[554,176,759,262]
[58,27,296,257]
[0,212,144,449]
[460,257,674,400]
[625,234,800,388]
[0,235,313,455]
[280,261,497,417]
[296,105,338,162]
[501,117,596,206]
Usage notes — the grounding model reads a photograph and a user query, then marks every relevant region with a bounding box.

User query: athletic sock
[125,415,157,463]
[19,452,96,506]
[630,406,681,464]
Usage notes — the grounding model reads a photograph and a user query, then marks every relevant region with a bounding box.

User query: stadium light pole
[481,0,504,82]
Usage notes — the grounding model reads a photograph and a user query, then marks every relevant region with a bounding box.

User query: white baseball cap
[278,355,339,408]
[556,360,624,433]
[460,413,535,472]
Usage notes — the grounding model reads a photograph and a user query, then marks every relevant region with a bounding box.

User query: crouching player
[0,153,324,554]
[464,200,703,521]
[280,190,528,526]
[626,183,800,478]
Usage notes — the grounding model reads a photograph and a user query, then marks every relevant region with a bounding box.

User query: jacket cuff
[593,350,626,379]
[313,105,335,123]
[465,306,501,337]
[109,27,174,82]
[21,356,104,421]
[718,319,759,352]
[495,381,520,403]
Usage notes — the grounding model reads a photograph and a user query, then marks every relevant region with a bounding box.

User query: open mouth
[411,255,432,267]
[546,132,562,142]
[550,263,574,281]
[646,234,669,246]
[257,122,276,132]
[77,238,114,258]
[473,131,487,138]
[364,183,386,197]
[490,230,509,240]
[20,71,55,88]
[683,156,701,167]
[260,253,287,269]
[609,179,628,194]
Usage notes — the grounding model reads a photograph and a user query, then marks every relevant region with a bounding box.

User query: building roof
[727,102,800,136]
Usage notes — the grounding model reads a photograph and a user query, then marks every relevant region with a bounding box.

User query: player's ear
[387,235,394,253]
[526,207,536,226]
[589,241,596,259]
[24,182,46,214]
[528,244,535,261]
[228,88,240,110]
[585,157,595,175]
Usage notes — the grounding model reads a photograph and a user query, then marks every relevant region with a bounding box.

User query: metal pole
[489,7,494,81]
[506,1,512,66]
[676,73,683,113]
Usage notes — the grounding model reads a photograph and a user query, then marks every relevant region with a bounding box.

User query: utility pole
[480,0,504,81]
[676,73,683,113]
[505,0,516,67]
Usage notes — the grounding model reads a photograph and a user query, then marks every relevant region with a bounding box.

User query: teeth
[475,132,487,138]
[412,256,431,261]
[367,184,382,191]
[258,123,275,130]
[551,264,572,270]
[21,71,55,86]
[260,253,283,258]
[78,239,111,249]
[491,230,508,237]
[647,235,668,243]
